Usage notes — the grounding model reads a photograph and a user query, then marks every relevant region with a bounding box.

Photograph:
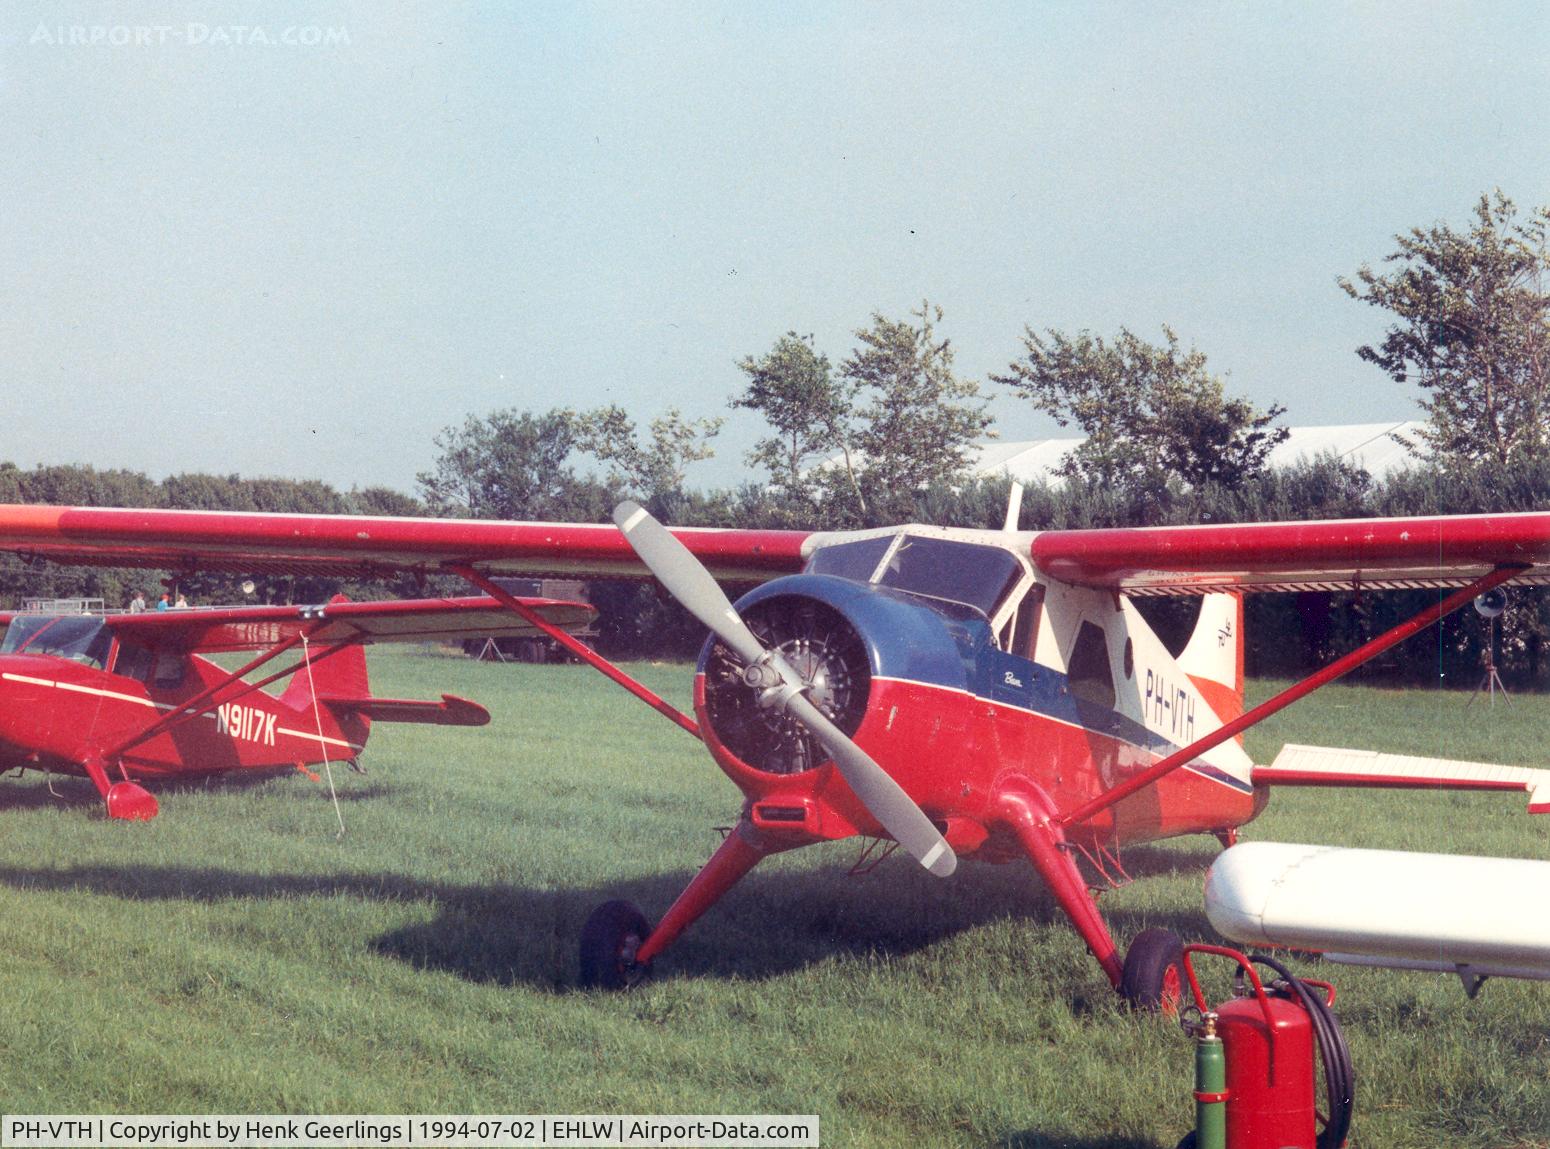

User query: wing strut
[1057,564,1526,829]
[449,564,702,740]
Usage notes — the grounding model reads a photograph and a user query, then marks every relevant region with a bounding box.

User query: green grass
[2,651,1548,1147]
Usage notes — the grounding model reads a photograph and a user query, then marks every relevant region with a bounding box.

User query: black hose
[1251,954,1355,1149]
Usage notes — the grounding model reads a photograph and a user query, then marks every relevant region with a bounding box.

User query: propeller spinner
[613,501,957,878]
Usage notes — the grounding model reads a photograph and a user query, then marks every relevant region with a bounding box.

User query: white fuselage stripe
[1,672,364,752]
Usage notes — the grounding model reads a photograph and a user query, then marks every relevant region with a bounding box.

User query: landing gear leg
[81,756,158,821]
[999,787,1123,990]
[578,821,783,989]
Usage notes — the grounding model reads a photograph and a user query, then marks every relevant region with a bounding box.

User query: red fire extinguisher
[1175,945,1355,1149]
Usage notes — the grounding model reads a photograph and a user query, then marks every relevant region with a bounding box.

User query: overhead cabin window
[805,536,895,582]
[1067,621,1115,709]
[877,536,1024,617]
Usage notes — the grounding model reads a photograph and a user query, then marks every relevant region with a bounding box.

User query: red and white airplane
[0,593,594,821]
[0,499,1546,1004]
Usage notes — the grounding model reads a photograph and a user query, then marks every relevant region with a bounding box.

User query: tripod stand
[1466,618,1511,708]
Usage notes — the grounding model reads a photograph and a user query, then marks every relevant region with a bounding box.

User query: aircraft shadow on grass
[0,835,1219,994]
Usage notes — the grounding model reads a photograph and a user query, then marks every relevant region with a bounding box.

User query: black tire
[1121,927,1186,1013]
[1174,1133,1197,1149]
[578,900,652,990]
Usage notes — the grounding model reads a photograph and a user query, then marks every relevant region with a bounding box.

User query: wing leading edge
[0,504,811,581]
[97,595,596,654]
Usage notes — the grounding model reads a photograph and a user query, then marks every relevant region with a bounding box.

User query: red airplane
[0,593,594,821]
[0,499,1547,1007]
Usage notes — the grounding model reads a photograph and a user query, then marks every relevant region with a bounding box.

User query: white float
[1204,841,1550,994]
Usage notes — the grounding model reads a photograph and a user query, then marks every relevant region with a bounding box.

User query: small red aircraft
[0,593,594,820]
[0,499,1547,1006]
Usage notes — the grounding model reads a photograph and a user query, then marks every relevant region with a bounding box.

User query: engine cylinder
[701,595,870,776]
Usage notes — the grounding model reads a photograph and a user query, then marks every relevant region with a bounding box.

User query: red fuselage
[0,651,365,781]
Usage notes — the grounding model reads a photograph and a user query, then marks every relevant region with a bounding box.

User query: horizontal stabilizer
[1252,743,1550,814]
[329,693,490,727]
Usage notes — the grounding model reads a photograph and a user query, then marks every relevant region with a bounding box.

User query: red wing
[1031,512,1550,594]
[100,596,595,654]
[0,505,810,581]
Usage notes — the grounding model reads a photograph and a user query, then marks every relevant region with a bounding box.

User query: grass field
[1,647,1547,1147]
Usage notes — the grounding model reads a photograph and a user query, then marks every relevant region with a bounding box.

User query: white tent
[965,422,1424,486]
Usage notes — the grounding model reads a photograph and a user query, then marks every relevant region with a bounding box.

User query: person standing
[129,592,146,613]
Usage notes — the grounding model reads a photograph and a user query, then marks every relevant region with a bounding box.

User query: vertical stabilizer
[1178,592,1244,730]
[279,597,370,710]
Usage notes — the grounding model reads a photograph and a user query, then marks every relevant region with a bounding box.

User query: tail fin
[1177,592,1244,730]
[280,597,370,711]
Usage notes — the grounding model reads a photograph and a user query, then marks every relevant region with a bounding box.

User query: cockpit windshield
[0,615,113,670]
[806,532,1026,619]
[878,536,1025,616]
[804,535,894,582]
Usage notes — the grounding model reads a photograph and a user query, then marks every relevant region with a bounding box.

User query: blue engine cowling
[696,573,992,776]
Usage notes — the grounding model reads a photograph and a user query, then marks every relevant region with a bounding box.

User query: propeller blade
[614,501,766,665]
[613,500,956,878]
[784,691,956,877]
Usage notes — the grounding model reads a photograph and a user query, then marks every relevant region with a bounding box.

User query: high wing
[0,505,811,581]
[1030,511,1550,595]
[95,595,596,654]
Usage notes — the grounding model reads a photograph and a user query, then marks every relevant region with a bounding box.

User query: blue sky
[2,2,1547,495]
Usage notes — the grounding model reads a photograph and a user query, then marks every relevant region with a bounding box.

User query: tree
[417,408,606,521]
[1339,190,1550,468]
[348,486,425,518]
[731,332,857,500]
[992,325,1287,489]
[842,301,993,497]
[573,405,722,507]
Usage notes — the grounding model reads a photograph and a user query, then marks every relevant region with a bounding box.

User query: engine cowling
[701,593,870,776]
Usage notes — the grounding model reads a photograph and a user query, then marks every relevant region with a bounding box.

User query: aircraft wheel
[1120,927,1185,1013]
[1174,1134,1197,1149]
[578,900,652,990]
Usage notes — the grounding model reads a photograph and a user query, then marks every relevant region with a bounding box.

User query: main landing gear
[1120,927,1186,1013]
[577,822,784,990]
[578,817,1189,1018]
[81,756,159,821]
[578,900,652,990]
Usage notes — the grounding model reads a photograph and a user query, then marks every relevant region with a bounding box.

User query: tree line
[3,192,1547,683]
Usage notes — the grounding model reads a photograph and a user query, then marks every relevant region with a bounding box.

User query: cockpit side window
[1005,584,1045,660]
[151,652,185,689]
[1067,620,1115,709]
[113,641,156,685]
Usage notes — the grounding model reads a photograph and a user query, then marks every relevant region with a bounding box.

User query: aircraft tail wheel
[1121,927,1186,1014]
[578,900,653,990]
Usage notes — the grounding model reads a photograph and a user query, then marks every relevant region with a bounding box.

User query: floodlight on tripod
[1468,588,1510,708]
